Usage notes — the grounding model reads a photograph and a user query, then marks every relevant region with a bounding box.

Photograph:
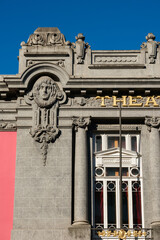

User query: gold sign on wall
[95,96,160,107]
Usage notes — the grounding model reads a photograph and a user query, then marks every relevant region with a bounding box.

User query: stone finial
[74,33,90,64]
[145,116,160,132]
[146,33,156,41]
[76,33,85,41]
[141,33,159,64]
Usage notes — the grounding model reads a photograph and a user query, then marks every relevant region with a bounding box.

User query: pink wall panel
[0,132,16,240]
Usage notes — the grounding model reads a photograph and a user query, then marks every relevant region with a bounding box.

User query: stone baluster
[72,117,91,225]
[145,117,160,240]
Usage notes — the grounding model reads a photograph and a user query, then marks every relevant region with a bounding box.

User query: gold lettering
[128,96,143,107]
[144,96,159,107]
[96,96,111,107]
[112,96,127,107]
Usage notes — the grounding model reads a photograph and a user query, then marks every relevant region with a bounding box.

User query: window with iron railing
[93,133,143,232]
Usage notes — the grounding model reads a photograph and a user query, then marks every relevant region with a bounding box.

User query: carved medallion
[25,76,66,166]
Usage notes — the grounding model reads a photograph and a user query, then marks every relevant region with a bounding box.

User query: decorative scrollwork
[30,125,59,166]
[97,229,147,239]
[72,116,91,131]
[26,28,71,46]
[0,122,16,130]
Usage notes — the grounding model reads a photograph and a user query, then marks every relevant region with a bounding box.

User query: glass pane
[131,136,137,151]
[106,168,119,176]
[95,182,103,224]
[132,181,142,225]
[108,136,125,149]
[108,137,118,148]
[122,137,126,148]
[122,168,129,176]
[96,136,102,151]
[106,167,128,176]
[107,181,116,225]
[122,181,129,225]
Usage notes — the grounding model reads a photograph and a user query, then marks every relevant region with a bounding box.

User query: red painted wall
[0,132,16,240]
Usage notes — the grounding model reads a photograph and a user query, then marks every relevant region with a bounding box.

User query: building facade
[0,28,160,240]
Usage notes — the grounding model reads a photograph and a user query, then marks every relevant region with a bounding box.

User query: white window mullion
[141,179,145,228]
[116,179,120,228]
[126,134,131,150]
[137,135,140,153]
[128,180,133,228]
[102,135,108,151]
[103,180,107,228]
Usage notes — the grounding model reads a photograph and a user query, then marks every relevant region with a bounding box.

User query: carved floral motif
[25,76,66,166]
[30,125,59,166]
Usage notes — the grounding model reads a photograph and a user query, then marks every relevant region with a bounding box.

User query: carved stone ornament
[25,76,66,166]
[145,116,160,132]
[27,33,45,46]
[0,122,16,130]
[27,76,64,108]
[141,33,160,64]
[72,116,91,131]
[72,33,90,64]
[26,28,71,46]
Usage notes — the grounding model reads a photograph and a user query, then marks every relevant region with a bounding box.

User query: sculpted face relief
[32,76,60,108]
[39,82,52,100]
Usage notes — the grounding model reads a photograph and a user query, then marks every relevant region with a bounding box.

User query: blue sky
[1,0,160,74]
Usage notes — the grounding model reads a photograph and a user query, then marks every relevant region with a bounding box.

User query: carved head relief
[32,76,63,108]
[25,75,67,166]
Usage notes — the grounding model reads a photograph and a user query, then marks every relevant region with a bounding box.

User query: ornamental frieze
[25,76,66,166]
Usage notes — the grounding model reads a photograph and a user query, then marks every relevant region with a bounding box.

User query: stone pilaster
[72,117,91,225]
[145,117,160,239]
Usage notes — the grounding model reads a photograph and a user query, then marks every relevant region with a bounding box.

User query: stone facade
[1,27,160,239]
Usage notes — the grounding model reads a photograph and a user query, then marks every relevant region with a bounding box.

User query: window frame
[92,132,144,230]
